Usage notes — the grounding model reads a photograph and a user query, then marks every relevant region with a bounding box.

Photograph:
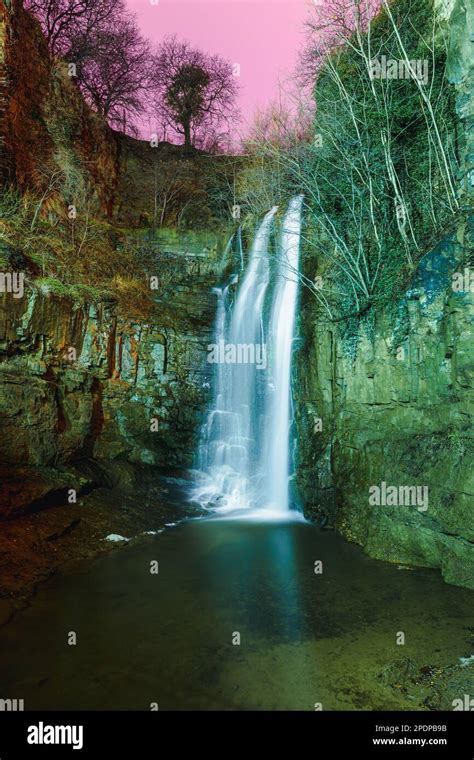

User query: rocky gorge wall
[0,0,238,525]
[295,0,473,590]
[0,0,471,601]
[0,229,228,519]
[296,229,473,589]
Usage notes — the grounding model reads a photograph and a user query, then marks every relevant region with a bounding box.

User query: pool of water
[0,516,472,710]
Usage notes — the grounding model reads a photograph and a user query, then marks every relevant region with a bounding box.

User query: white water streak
[192,196,303,519]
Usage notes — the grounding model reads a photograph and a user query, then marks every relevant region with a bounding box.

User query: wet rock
[296,230,474,590]
[0,262,217,509]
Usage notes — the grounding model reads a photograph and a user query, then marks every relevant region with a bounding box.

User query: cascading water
[264,194,304,513]
[192,196,304,518]
[193,205,276,510]
[237,226,244,271]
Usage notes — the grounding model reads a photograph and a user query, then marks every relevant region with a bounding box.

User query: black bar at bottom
[0,711,472,757]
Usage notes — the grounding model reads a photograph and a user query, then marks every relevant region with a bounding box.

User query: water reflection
[0,518,472,710]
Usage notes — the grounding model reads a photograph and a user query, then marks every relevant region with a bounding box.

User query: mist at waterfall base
[191,196,305,521]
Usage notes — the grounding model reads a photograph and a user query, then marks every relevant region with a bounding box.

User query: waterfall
[237,226,244,271]
[192,196,304,519]
[264,194,304,513]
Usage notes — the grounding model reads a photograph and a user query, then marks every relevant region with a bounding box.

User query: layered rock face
[0,0,234,522]
[296,231,473,589]
[296,0,473,590]
[0,230,227,518]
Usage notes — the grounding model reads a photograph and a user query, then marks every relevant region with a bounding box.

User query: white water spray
[264,195,304,513]
[192,197,304,518]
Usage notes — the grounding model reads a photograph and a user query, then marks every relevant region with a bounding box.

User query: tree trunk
[183,120,192,151]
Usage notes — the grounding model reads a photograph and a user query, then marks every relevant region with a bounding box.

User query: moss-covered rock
[296,222,474,589]
[295,0,473,590]
[0,227,225,516]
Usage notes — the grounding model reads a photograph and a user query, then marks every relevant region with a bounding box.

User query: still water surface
[0,517,472,710]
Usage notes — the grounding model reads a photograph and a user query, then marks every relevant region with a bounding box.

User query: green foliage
[165,64,211,146]
[306,0,456,310]
[0,186,154,316]
[35,277,104,302]
[242,0,458,327]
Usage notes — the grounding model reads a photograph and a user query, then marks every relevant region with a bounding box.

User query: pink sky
[126,0,311,137]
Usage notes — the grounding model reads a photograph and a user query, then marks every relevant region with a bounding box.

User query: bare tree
[25,0,122,57]
[298,0,380,88]
[151,36,239,151]
[246,98,314,151]
[25,0,150,130]
[70,18,151,128]
[246,0,458,320]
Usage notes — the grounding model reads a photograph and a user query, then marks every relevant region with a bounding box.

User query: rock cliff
[296,0,473,589]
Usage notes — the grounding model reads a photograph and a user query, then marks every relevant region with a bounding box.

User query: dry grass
[0,187,154,317]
